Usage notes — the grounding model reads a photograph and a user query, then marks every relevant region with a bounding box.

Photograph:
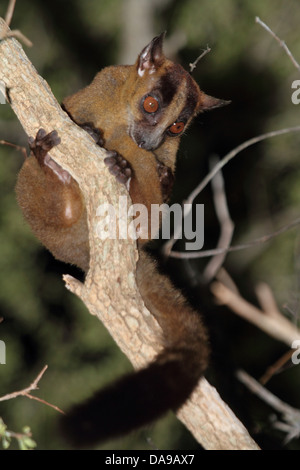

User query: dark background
[0,0,300,450]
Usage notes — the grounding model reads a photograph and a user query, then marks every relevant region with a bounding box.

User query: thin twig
[189,45,211,73]
[260,349,295,386]
[215,268,240,295]
[0,139,27,159]
[0,365,65,414]
[24,393,65,415]
[4,0,16,27]
[0,0,32,47]
[237,369,300,417]
[237,369,300,443]
[3,30,33,47]
[255,283,283,319]
[255,16,300,73]
[169,216,300,259]
[187,126,300,207]
[162,126,300,257]
[203,156,234,281]
[0,365,48,402]
[211,281,300,347]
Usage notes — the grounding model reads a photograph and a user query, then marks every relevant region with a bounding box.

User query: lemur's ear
[197,92,231,112]
[137,32,166,76]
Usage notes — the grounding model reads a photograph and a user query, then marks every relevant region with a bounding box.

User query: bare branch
[211,281,300,347]
[4,0,16,27]
[237,370,300,419]
[187,127,300,207]
[0,139,27,159]
[0,365,47,401]
[0,0,32,46]
[237,370,300,443]
[203,156,234,282]
[169,216,300,259]
[255,16,300,73]
[23,393,65,415]
[260,349,295,386]
[3,30,33,47]
[255,283,283,319]
[189,45,211,73]
[0,364,65,414]
[162,126,300,257]
[216,268,240,295]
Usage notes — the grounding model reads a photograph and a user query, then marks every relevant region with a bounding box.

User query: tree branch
[0,0,32,47]
[4,0,16,27]
[0,365,64,414]
[211,281,300,347]
[189,45,211,73]
[162,126,300,258]
[0,365,48,402]
[203,155,234,282]
[168,216,300,259]
[255,17,300,73]
[0,19,259,450]
[237,370,300,443]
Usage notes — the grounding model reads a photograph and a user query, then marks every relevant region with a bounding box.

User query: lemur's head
[124,32,229,151]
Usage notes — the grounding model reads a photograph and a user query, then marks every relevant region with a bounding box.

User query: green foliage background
[0,0,300,450]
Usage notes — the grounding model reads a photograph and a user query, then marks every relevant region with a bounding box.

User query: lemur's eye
[143,96,159,113]
[168,122,185,135]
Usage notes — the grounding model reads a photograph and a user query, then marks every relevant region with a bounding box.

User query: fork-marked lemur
[16,33,229,445]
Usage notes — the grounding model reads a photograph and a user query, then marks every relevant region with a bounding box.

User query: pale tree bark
[0,18,259,450]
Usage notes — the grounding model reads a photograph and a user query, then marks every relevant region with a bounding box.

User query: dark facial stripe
[159,64,200,121]
[157,72,178,106]
[148,63,200,123]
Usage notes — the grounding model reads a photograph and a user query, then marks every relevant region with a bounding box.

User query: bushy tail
[61,250,209,446]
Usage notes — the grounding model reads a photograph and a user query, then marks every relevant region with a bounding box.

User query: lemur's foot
[80,122,104,147]
[29,128,60,162]
[104,151,132,185]
[156,161,174,202]
[29,128,71,184]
